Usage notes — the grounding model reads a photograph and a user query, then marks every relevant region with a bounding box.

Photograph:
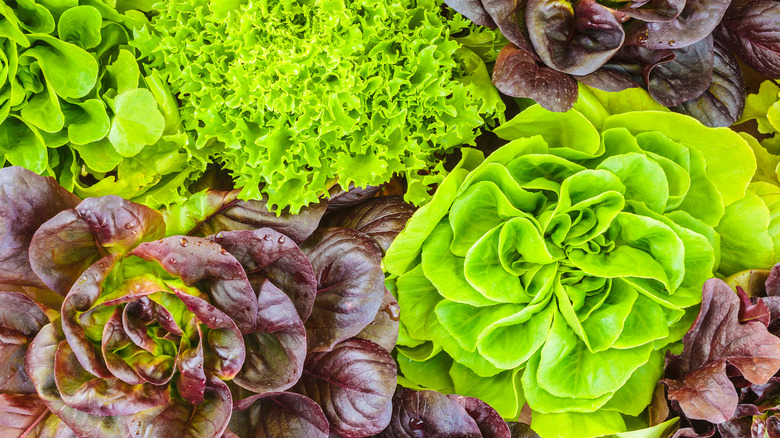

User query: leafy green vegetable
[131,0,505,213]
[0,0,196,208]
[385,86,760,437]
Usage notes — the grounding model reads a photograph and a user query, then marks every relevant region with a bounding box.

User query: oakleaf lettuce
[385,86,760,437]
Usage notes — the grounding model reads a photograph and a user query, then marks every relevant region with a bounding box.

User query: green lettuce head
[132,0,504,214]
[384,86,759,437]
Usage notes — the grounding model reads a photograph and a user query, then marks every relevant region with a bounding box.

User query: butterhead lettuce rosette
[385,86,760,437]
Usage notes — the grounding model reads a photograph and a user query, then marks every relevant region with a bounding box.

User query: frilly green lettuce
[384,85,763,438]
[132,0,504,213]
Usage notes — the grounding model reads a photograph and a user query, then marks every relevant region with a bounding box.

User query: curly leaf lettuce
[132,0,505,213]
[385,86,759,438]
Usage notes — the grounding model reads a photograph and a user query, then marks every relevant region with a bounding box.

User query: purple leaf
[211,228,317,322]
[377,389,482,438]
[176,328,207,405]
[672,39,745,127]
[296,339,396,438]
[0,167,80,288]
[492,43,579,113]
[174,290,246,380]
[300,229,385,353]
[736,287,771,327]
[0,393,48,437]
[53,341,169,416]
[321,197,415,254]
[0,292,51,394]
[445,0,497,27]
[575,65,642,92]
[26,323,132,437]
[128,376,233,438]
[326,185,381,211]
[29,196,165,295]
[624,0,731,50]
[617,0,686,21]
[353,288,400,352]
[645,35,715,107]
[130,237,258,334]
[525,0,625,76]
[450,395,512,438]
[61,255,119,379]
[101,308,146,386]
[232,278,306,394]
[230,392,329,438]
[195,197,326,244]
[716,0,780,77]
[663,278,780,423]
[481,0,537,54]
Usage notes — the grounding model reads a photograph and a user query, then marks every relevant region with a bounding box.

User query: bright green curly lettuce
[385,86,760,438]
[0,1,196,208]
[131,0,504,213]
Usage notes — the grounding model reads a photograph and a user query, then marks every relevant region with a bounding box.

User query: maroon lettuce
[658,264,780,436]
[445,0,780,126]
[0,166,404,438]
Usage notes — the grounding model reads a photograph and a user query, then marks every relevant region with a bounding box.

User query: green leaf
[716,189,776,276]
[108,89,165,157]
[449,362,525,419]
[0,116,47,173]
[57,5,102,49]
[63,99,111,145]
[22,35,97,99]
[532,410,627,438]
[73,138,123,173]
[396,350,455,394]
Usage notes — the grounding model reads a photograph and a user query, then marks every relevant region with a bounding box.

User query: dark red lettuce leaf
[492,43,579,113]
[130,237,258,334]
[376,388,511,438]
[0,167,80,288]
[326,185,381,211]
[445,0,497,27]
[354,288,400,352]
[715,0,780,77]
[525,0,624,76]
[575,65,641,92]
[231,278,306,394]
[617,0,686,22]
[663,278,780,423]
[623,0,731,50]
[481,0,537,55]
[229,392,329,438]
[296,339,396,438]
[736,286,771,327]
[0,292,51,394]
[644,35,715,107]
[210,228,317,321]
[0,393,48,437]
[672,39,745,127]
[450,395,512,438]
[300,228,385,353]
[321,197,414,253]
[27,323,133,437]
[29,196,165,295]
[194,197,326,244]
[128,377,233,438]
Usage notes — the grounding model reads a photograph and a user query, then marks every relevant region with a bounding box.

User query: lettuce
[0,1,198,208]
[384,86,760,437]
[131,0,505,214]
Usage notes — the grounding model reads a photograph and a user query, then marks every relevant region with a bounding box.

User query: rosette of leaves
[444,0,780,127]
[652,266,780,438]
[0,167,400,437]
[129,0,505,214]
[0,1,197,207]
[384,86,761,437]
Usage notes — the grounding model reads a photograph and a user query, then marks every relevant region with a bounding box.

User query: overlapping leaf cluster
[0,0,197,208]
[0,167,420,437]
[384,86,771,438]
[129,0,505,214]
[654,266,780,438]
[445,0,780,127]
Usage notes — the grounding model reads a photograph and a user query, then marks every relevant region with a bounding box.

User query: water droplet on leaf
[179,238,188,247]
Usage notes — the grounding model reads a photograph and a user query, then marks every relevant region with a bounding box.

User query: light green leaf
[450,363,525,419]
[716,189,775,276]
[22,34,97,99]
[108,89,165,157]
[532,410,627,438]
[63,99,111,145]
[57,5,102,49]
